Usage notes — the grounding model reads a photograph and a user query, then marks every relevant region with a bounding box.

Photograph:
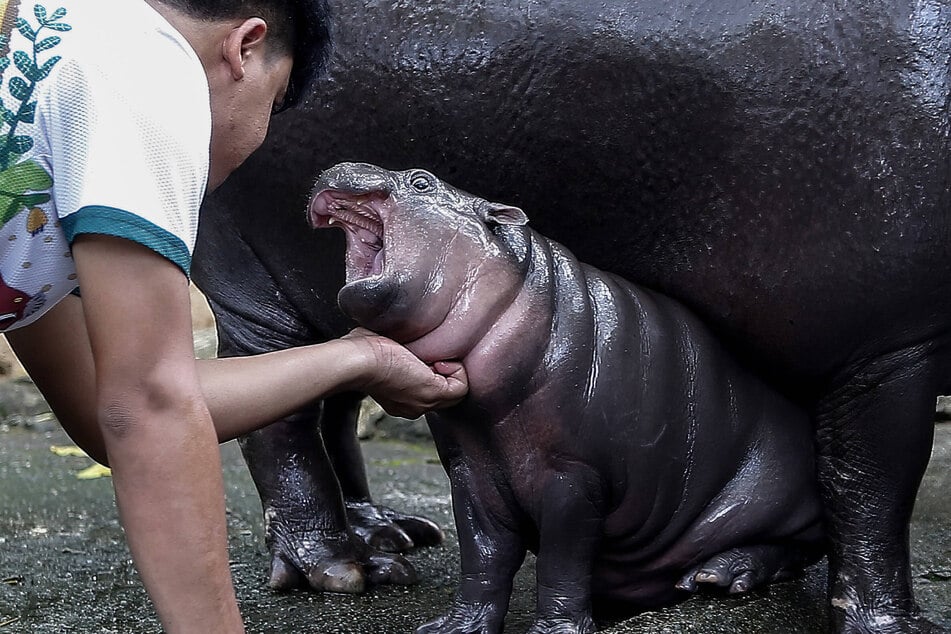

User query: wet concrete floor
[0,412,949,633]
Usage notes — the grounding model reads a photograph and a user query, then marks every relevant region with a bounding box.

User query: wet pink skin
[308,185,535,395]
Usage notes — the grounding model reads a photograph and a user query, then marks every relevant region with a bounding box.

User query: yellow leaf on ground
[50,445,88,458]
[75,464,112,480]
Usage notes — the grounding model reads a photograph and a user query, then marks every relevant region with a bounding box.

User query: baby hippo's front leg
[527,469,604,634]
[417,463,526,634]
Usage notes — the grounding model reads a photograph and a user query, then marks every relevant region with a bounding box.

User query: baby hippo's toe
[676,544,814,595]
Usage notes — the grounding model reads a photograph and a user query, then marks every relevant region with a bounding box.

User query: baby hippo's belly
[525,274,825,607]
[586,381,823,607]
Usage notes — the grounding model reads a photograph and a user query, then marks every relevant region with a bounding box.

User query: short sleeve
[42,40,210,276]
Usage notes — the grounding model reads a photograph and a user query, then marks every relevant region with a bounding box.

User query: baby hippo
[308,163,824,634]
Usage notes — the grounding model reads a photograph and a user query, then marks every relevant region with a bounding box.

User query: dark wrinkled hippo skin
[192,185,442,593]
[193,2,951,632]
[310,162,827,633]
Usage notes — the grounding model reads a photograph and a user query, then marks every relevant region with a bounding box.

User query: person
[0,0,468,632]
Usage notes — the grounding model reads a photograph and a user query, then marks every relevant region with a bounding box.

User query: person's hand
[343,328,468,419]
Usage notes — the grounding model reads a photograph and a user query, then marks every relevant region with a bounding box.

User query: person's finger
[432,374,468,408]
[431,360,464,377]
[447,366,468,393]
[431,361,467,393]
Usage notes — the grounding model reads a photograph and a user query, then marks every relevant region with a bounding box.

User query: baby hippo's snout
[311,162,397,197]
[306,162,530,350]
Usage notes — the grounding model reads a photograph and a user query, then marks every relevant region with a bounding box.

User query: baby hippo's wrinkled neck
[402,252,530,364]
[407,227,557,406]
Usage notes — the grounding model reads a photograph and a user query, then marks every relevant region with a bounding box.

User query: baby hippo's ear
[479,200,529,226]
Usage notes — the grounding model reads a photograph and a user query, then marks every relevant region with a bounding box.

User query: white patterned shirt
[0,0,210,331]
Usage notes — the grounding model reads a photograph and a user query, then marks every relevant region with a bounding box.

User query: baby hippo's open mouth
[308,189,389,282]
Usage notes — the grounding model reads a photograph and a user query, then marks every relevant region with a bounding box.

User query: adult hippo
[192,1,951,632]
[309,161,827,633]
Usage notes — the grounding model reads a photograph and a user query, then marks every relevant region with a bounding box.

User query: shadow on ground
[0,390,948,633]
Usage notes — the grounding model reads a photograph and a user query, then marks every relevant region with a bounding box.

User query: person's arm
[8,294,468,465]
[71,234,244,634]
[195,328,467,440]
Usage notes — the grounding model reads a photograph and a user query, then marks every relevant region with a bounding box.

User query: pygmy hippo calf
[308,163,825,633]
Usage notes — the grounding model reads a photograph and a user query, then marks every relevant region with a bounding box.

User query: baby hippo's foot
[416,600,507,634]
[676,543,816,595]
[527,615,597,634]
[347,500,445,552]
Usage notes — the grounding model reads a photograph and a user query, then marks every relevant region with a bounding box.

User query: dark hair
[157,0,331,111]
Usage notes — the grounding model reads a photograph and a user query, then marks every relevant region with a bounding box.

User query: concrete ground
[0,405,949,633]
[0,316,948,633]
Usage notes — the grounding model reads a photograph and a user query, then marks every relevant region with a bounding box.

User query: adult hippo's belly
[193,1,951,632]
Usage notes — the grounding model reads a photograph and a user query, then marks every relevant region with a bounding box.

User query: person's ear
[221,17,268,81]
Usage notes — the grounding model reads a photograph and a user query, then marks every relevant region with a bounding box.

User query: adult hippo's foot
[238,399,430,594]
[322,395,446,554]
[265,518,416,592]
[347,501,445,553]
[831,579,949,634]
[840,617,948,634]
[835,614,948,634]
[676,543,822,595]
[525,617,596,634]
[816,342,951,634]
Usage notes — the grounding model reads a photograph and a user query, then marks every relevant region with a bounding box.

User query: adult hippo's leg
[815,341,951,634]
[192,222,441,592]
[321,396,445,553]
[213,314,416,592]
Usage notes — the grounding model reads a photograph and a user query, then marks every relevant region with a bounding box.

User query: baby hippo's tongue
[341,223,384,283]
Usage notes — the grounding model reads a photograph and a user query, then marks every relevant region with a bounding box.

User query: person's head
[155,0,330,111]
[150,0,331,189]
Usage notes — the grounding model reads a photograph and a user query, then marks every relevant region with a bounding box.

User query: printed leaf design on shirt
[0,4,65,231]
[14,16,33,42]
[0,157,50,226]
[34,34,56,52]
[0,4,68,170]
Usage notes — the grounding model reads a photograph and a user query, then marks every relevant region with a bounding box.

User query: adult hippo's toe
[346,500,445,552]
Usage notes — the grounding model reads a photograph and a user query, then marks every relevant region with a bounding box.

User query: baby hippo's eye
[410,171,434,191]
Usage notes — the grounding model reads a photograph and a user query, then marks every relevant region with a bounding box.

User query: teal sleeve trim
[60,205,192,277]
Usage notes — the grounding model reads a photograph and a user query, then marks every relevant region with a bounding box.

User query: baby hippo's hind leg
[676,542,824,595]
[674,386,826,595]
